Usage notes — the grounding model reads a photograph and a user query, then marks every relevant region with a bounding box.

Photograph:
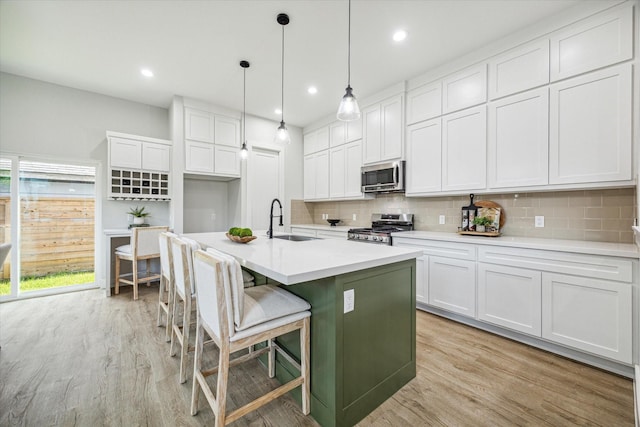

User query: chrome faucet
[267,198,283,239]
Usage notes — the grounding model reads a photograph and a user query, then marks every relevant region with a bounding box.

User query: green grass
[0,271,95,295]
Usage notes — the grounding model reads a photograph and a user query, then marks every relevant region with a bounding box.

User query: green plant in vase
[129,206,150,225]
[472,216,492,232]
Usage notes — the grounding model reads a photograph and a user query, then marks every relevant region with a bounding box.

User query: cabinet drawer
[316,230,347,240]
[478,246,633,283]
[393,238,476,261]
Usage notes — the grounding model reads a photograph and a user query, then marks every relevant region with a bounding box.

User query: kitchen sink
[272,234,318,241]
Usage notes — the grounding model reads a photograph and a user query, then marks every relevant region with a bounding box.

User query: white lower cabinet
[542,273,632,364]
[415,254,428,305]
[290,227,347,240]
[428,256,476,318]
[290,227,318,238]
[477,263,541,336]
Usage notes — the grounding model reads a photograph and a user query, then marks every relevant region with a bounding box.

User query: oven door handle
[393,164,399,185]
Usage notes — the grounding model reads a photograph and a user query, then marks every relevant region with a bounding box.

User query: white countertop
[393,231,640,259]
[183,231,422,285]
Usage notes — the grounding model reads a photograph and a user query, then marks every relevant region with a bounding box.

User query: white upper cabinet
[488,88,549,189]
[329,146,346,198]
[329,121,346,148]
[442,106,487,192]
[185,108,214,143]
[110,136,142,169]
[214,115,240,147]
[442,64,487,114]
[488,39,550,100]
[406,81,442,125]
[330,140,366,199]
[142,142,171,172]
[346,117,363,142]
[304,126,330,155]
[550,4,633,82]
[185,140,215,174]
[406,118,442,195]
[213,145,241,176]
[363,94,404,164]
[304,151,329,200]
[549,64,632,185]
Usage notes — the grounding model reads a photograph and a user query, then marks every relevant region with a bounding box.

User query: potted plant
[472,216,492,233]
[129,206,150,225]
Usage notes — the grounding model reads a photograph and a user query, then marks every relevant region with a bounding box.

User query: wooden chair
[157,231,177,342]
[169,235,200,383]
[190,248,311,426]
[114,226,169,300]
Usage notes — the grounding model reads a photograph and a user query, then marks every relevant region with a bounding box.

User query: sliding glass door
[0,157,97,300]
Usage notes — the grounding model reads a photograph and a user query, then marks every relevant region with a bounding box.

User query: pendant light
[240,60,250,159]
[337,0,361,122]
[275,13,291,144]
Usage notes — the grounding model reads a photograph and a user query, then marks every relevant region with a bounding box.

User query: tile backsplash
[291,188,637,244]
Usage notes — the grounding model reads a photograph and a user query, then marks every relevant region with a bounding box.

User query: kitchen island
[185,231,422,427]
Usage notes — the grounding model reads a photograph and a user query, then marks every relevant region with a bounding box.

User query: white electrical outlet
[439,215,445,225]
[344,289,355,313]
[535,216,545,228]
[352,213,357,221]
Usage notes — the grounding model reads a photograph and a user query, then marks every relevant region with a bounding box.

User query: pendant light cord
[281,24,285,122]
[347,0,351,87]
[243,66,246,143]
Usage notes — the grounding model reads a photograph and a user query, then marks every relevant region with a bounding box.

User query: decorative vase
[133,217,145,225]
[476,225,485,232]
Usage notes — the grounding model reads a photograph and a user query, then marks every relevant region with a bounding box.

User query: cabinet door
[213,145,240,176]
[330,122,346,148]
[442,106,487,191]
[488,88,548,188]
[304,131,318,156]
[316,229,347,240]
[415,254,428,305]
[489,39,549,100]
[346,117,362,142]
[381,95,403,161]
[303,154,316,200]
[549,64,632,185]
[406,119,441,194]
[550,4,632,81]
[428,256,476,318]
[110,137,142,169]
[214,116,240,147]
[406,81,441,125]
[362,104,382,164]
[185,140,215,173]
[344,140,364,198]
[442,64,487,114]
[477,264,542,336]
[329,146,346,198]
[315,150,330,200]
[316,127,330,152]
[290,227,317,238]
[542,273,632,364]
[142,142,171,172]
[185,108,214,143]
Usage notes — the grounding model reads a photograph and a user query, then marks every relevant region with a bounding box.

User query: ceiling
[1,0,601,128]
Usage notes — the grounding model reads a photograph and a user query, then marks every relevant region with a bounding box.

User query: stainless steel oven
[361,161,405,193]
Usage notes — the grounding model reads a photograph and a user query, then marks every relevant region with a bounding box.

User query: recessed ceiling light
[140,68,154,77]
[307,86,318,95]
[275,108,282,115]
[393,30,408,42]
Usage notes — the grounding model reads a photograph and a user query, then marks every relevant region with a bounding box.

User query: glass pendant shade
[240,142,248,159]
[275,120,290,144]
[337,85,361,121]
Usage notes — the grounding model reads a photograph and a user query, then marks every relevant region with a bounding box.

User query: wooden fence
[0,196,94,279]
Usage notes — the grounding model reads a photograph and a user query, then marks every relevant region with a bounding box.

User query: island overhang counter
[184,232,422,427]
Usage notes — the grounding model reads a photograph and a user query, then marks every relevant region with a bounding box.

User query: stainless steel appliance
[347,213,414,245]
[361,161,405,193]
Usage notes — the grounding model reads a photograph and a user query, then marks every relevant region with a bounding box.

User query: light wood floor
[0,286,635,426]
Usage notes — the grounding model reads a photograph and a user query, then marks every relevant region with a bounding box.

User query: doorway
[0,157,97,300]
[248,146,284,231]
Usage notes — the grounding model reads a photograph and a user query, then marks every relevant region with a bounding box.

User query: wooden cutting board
[475,200,506,229]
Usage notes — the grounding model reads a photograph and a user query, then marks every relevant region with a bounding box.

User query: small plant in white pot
[129,206,150,225]
[472,216,492,233]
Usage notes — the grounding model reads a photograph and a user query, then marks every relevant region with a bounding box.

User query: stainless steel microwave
[361,161,405,193]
